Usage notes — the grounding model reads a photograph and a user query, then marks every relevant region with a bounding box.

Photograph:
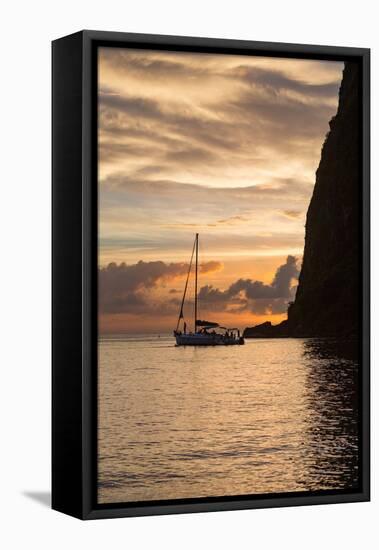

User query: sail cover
[196,320,219,328]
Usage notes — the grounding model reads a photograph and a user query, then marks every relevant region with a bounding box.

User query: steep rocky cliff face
[245,62,361,338]
[287,61,361,337]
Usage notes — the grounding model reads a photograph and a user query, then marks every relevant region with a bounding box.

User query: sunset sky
[98,47,343,334]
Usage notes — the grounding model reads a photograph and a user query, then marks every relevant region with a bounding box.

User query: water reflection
[303,338,359,362]
[300,339,359,491]
[98,336,360,503]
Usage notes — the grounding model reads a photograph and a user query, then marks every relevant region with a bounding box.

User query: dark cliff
[245,62,361,339]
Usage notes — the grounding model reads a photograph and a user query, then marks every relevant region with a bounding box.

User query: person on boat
[184,322,187,334]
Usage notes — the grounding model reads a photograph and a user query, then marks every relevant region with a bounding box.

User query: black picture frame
[52,30,370,520]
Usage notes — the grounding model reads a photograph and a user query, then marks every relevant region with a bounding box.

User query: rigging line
[176,236,196,331]
[194,233,198,332]
[197,233,202,323]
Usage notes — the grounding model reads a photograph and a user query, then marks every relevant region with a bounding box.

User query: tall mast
[194,233,198,332]
[176,237,196,331]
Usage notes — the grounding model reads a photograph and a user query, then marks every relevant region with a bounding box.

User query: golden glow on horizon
[98,48,343,333]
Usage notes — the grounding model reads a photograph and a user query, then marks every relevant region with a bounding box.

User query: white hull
[173,234,244,347]
[175,333,244,346]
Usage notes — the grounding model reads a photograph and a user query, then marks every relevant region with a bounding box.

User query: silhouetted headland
[244,62,360,339]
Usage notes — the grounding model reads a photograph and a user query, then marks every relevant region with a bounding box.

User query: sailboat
[173,234,244,346]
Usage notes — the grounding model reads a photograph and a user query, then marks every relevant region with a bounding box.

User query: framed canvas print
[52,30,370,519]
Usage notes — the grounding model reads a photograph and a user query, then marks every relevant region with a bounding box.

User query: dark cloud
[99,259,222,313]
[100,256,299,317]
[99,91,163,119]
[98,57,342,174]
[99,49,208,79]
[198,255,300,315]
[99,141,160,164]
[100,50,340,101]
[105,103,235,154]
[226,90,335,143]
[99,260,185,313]
[233,65,340,99]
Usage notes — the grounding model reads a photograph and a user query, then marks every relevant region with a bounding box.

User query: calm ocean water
[98,336,359,503]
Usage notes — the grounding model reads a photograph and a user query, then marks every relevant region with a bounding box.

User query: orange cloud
[200,261,223,273]
[99,259,223,314]
[281,210,302,219]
